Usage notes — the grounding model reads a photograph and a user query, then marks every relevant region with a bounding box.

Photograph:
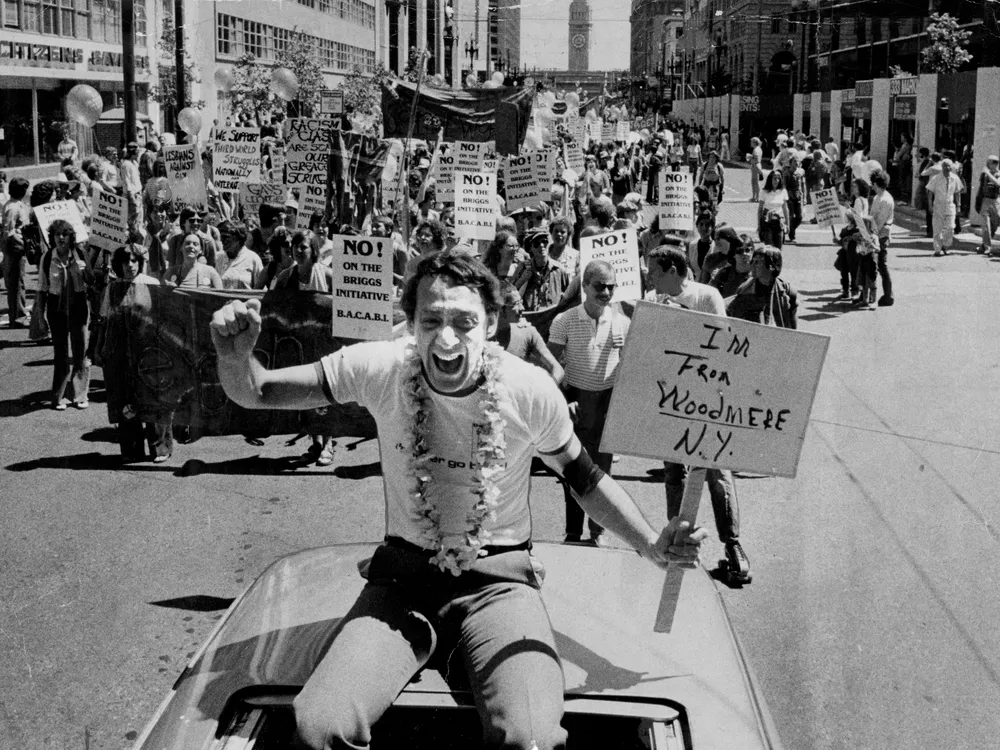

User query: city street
[3,170,1000,749]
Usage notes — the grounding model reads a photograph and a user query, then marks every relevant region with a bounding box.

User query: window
[855,16,865,44]
[771,15,779,34]
[217,13,235,55]
[106,0,120,42]
[871,18,881,43]
[42,0,58,32]
[23,0,41,31]
[244,19,264,57]
[831,17,839,50]
[4,0,20,28]
[134,1,146,47]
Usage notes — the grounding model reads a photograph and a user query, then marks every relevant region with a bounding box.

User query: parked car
[135,542,783,749]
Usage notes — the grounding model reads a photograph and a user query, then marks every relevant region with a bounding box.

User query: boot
[724,540,752,584]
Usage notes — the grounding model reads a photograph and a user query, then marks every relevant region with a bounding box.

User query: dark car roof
[138,543,780,750]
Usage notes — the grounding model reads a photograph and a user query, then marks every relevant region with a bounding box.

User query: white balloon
[535,107,556,124]
[492,71,505,85]
[214,68,234,93]
[524,77,535,88]
[466,73,479,88]
[484,80,501,89]
[66,84,103,127]
[565,92,580,108]
[270,67,299,101]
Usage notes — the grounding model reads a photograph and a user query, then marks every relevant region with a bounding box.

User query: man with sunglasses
[547,260,630,546]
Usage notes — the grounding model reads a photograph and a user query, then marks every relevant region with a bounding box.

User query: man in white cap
[926,158,963,256]
[976,155,1000,255]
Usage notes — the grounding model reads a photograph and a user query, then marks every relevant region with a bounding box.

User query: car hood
[137,543,780,750]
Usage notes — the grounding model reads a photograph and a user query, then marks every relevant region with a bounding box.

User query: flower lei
[403,341,508,575]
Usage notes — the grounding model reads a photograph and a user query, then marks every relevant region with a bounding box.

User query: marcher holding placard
[39,219,93,410]
[645,244,751,583]
[728,246,798,329]
[547,260,630,546]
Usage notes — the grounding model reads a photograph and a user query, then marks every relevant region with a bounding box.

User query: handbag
[28,294,49,341]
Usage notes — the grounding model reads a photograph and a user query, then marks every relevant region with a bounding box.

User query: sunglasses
[590,282,617,293]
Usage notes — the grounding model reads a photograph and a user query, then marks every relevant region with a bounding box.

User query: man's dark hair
[112,243,147,277]
[588,198,615,229]
[259,202,285,228]
[30,180,59,207]
[854,179,871,199]
[8,177,29,201]
[647,245,689,277]
[414,219,446,250]
[754,246,783,276]
[401,249,503,323]
[870,169,890,190]
[549,216,573,237]
[217,219,248,246]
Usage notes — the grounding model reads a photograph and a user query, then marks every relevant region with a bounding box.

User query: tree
[149,17,203,132]
[227,30,325,125]
[338,63,395,135]
[921,13,973,74]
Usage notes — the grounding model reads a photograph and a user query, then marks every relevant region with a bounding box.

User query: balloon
[535,107,556,124]
[66,84,103,128]
[543,91,556,108]
[483,80,501,89]
[640,128,650,138]
[866,159,883,173]
[492,71,505,85]
[524,77,535,89]
[523,128,543,151]
[466,73,478,88]
[270,67,299,101]
[177,107,202,137]
[144,177,172,205]
[585,109,598,122]
[214,68,234,93]
[565,91,580,108]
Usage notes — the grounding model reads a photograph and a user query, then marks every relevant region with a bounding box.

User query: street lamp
[443,25,455,87]
[465,39,479,74]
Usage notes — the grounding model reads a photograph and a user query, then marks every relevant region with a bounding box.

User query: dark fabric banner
[381,81,533,145]
[101,285,377,441]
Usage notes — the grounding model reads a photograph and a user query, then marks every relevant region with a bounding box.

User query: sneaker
[153,454,170,463]
[877,295,894,307]
[52,401,68,411]
[838,290,852,300]
[73,400,89,410]
[933,250,944,257]
[316,448,334,466]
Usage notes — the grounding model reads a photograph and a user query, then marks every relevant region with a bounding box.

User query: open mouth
[432,352,464,376]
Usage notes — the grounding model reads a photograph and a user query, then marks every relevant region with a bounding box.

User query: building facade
[0,0,156,168]
[568,0,591,72]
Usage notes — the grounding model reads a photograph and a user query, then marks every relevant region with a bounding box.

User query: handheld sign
[293,183,328,231]
[455,141,496,172]
[454,171,497,241]
[163,144,209,209]
[320,90,344,116]
[658,170,694,232]
[89,191,129,251]
[285,118,337,186]
[431,151,457,203]
[34,200,88,242]
[239,183,286,224]
[504,153,540,213]
[601,302,829,630]
[213,127,262,192]
[812,187,843,227]
[532,148,555,202]
[329,234,394,340]
[579,229,643,303]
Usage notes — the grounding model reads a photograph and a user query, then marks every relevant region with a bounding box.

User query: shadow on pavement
[6,451,125,471]
[81,426,119,443]
[0,389,57,418]
[172,455,338,477]
[21,358,54,367]
[333,461,382,480]
[149,595,236,612]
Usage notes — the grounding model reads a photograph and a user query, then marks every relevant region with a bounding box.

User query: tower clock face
[572,33,586,49]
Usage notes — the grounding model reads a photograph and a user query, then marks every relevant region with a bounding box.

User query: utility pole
[122,0,136,144]
[174,0,186,142]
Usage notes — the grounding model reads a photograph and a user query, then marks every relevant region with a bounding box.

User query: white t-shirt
[761,188,788,209]
[549,303,630,392]
[659,280,725,315]
[926,173,963,216]
[320,338,574,549]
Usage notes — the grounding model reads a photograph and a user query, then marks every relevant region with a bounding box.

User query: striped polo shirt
[548,303,630,392]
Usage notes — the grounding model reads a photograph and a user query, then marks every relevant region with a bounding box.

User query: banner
[579,228,642,303]
[213,127,262,193]
[600,301,829,478]
[286,118,338,186]
[454,171,497,241]
[239,183,287,225]
[328,234,394,340]
[100,286,381,440]
[381,80,533,144]
[33,200,88,242]
[89,190,128,251]
[163,144,209,209]
[812,188,843,228]
[658,170,694,232]
[503,153,540,213]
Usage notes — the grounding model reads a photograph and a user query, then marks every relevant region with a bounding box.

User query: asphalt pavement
[2,175,1000,749]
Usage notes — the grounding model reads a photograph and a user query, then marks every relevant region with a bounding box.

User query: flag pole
[399,49,430,248]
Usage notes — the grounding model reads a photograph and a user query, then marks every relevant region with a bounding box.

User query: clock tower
[568,0,591,72]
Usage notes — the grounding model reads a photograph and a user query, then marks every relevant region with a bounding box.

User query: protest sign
[239,183,287,224]
[268,140,285,182]
[578,228,643,303]
[564,142,586,177]
[381,162,402,212]
[213,127,262,193]
[329,234,394,340]
[455,141,496,172]
[601,122,615,142]
[504,153,540,213]
[89,190,128,251]
[587,119,603,143]
[33,200,88,242]
[293,183,328,231]
[658,170,694,232]
[454,171,497,241]
[600,301,829,478]
[163,144,208,208]
[431,152,457,203]
[615,121,629,142]
[532,148,555,202]
[320,90,344,115]
[285,118,338,186]
[812,187,843,227]
[564,117,585,144]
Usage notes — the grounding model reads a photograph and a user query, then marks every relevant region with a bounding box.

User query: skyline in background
[518,0,630,71]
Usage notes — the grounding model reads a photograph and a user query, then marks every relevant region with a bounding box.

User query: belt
[385,535,531,557]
